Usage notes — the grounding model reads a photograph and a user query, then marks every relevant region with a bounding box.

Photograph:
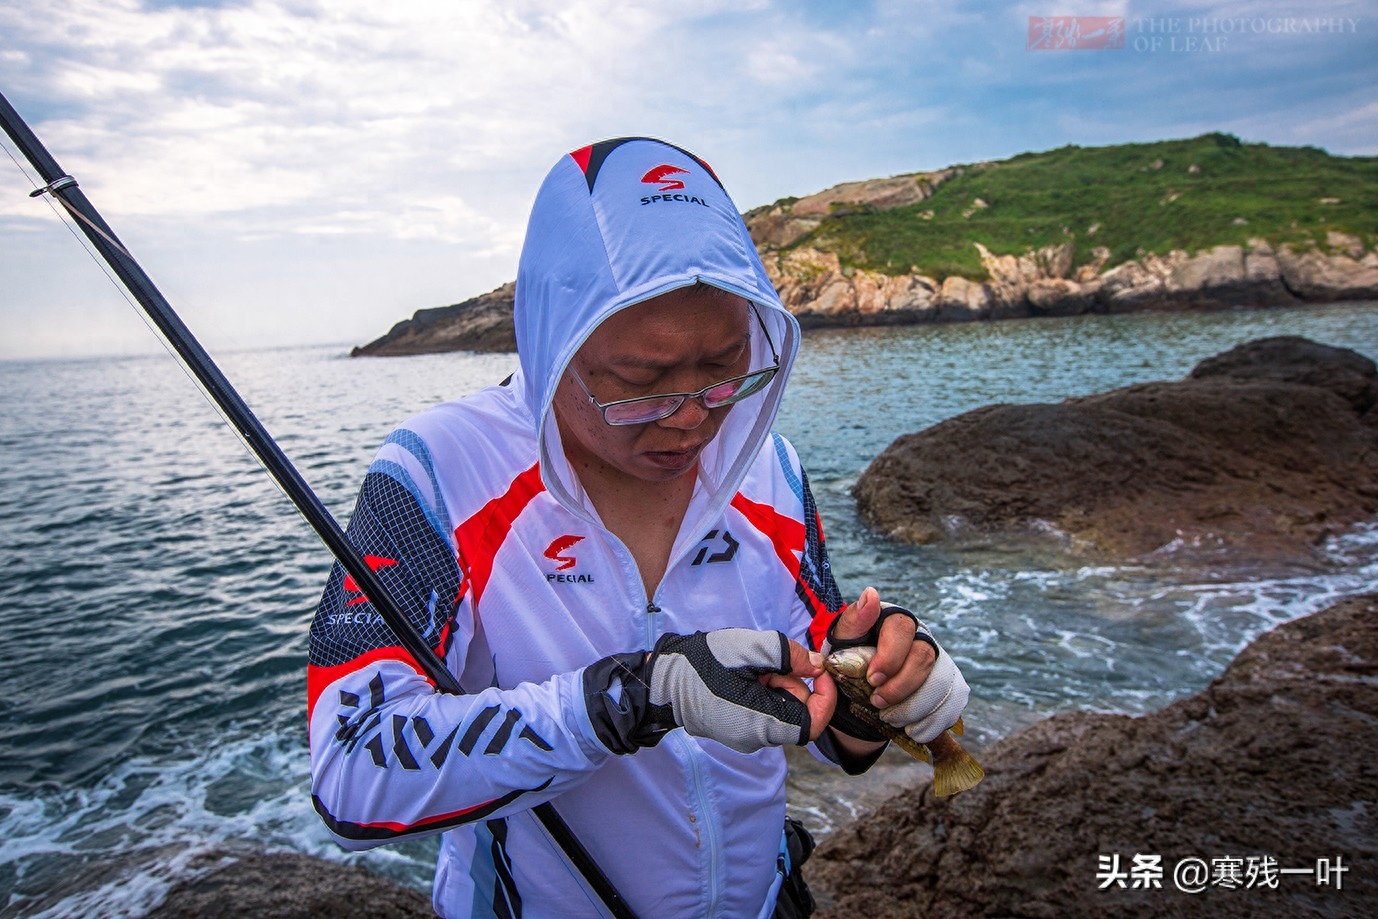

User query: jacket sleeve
[763,434,844,652]
[765,434,888,774]
[307,433,615,850]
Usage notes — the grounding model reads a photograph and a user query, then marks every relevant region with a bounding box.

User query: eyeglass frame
[566,302,781,426]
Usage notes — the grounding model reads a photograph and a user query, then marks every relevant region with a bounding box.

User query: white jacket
[308,138,845,918]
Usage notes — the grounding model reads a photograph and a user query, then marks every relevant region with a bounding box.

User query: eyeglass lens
[603,368,775,424]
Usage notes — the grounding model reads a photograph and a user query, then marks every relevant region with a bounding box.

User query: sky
[1,0,1375,360]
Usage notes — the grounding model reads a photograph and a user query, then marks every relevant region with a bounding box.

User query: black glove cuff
[826,603,938,658]
[815,724,888,775]
[583,650,673,755]
[827,701,889,744]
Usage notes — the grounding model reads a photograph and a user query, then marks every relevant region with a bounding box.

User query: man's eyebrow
[607,331,751,371]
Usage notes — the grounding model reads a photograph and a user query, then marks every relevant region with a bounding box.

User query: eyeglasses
[568,304,781,426]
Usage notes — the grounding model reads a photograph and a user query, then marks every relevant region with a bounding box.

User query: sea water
[2,303,1377,916]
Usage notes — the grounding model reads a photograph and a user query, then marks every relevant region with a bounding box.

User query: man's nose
[657,394,711,429]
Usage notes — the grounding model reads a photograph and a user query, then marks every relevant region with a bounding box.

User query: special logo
[640,164,688,191]
[544,534,594,583]
[639,163,711,208]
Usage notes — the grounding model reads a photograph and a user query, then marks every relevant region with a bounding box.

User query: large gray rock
[1277,246,1378,301]
[853,337,1378,563]
[807,593,1378,918]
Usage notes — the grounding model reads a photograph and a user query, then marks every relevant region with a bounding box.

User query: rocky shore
[349,242,1378,357]
[762,236,1378,328]
[807,592,1378,918]
[145,851,431,918]
[143,593,1378,918]
[853,336,1378,564]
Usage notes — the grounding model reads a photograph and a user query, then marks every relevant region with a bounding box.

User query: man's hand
[828,587,937,708]
[584,628,835,755]
[820,587,969,750]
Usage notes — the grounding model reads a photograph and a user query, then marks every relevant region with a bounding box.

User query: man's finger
[805,670,838,742]
[785,637,824,678]
[830,586,881,643]
[761,671,810,705]
[867,609,934,690]
[871,639,939,708]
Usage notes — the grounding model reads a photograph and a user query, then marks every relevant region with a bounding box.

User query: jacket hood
[513,137,800,528]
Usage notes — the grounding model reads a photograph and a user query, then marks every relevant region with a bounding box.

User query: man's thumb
[831,585,881,642]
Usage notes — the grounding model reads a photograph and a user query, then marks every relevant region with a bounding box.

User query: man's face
[553,285,754,485]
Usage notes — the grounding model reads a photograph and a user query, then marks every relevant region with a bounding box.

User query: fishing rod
[0,90,638,919]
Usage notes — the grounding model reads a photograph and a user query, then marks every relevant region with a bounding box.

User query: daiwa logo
[336,672,552,768]
[639,163,711,208]
[544,534,595,584]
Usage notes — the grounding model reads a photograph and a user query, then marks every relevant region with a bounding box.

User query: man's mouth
[643,444,704,470]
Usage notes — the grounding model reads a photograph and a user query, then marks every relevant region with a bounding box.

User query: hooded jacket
[308,138,845,918]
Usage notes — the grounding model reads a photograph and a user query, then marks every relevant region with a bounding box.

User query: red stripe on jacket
[729,492,838,649]
[453,462,546,608]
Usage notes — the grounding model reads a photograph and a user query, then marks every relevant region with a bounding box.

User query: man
[308,137,969,918]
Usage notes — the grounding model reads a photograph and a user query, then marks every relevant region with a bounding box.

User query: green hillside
[791,133,1378,280]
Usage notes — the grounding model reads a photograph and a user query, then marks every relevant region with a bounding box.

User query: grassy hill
[788,133,1378,281]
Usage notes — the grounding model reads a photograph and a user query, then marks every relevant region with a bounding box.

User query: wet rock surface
[806,593,1378,919]
[853,336,1378,564]
[144,850,431,918]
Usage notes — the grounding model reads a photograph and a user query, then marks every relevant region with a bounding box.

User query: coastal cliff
[353,134,1378,355]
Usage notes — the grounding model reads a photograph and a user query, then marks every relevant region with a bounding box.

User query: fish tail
[928,733,985,797]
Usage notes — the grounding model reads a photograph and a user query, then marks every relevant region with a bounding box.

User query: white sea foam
[0,730,434,918]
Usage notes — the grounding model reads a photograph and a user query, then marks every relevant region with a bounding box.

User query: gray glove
[584,629,811,755]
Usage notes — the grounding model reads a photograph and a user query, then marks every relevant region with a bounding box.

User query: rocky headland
[353,135,1378,356]
[853,336,1378,565]
[351,281,516,357]
[807,592,1378,918]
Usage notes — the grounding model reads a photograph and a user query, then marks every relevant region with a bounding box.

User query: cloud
[1,0,1373,358]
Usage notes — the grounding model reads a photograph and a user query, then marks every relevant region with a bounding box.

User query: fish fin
[930,737,985,797]
[950,717,965,737]
[894,735,932,764]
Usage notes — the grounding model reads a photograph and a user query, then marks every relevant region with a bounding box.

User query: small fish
[824,647,985,796]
